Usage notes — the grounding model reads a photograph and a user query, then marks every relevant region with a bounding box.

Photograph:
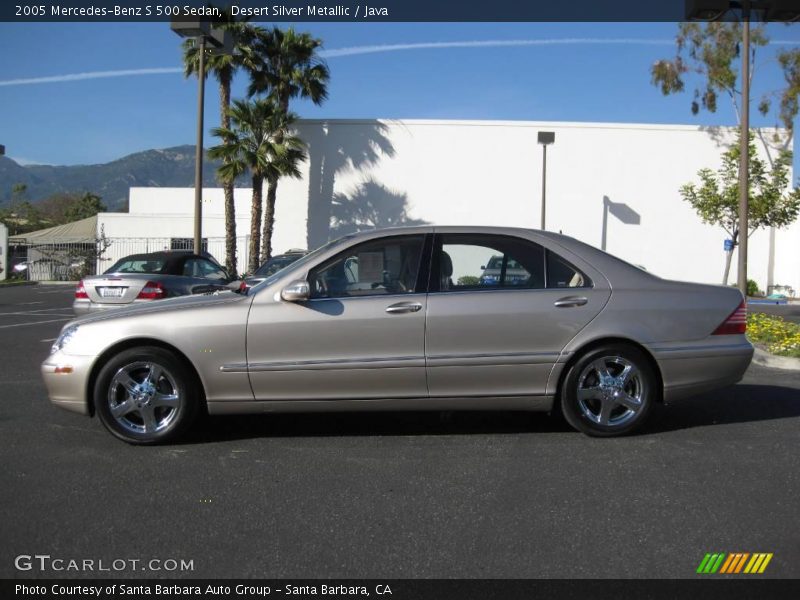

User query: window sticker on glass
[358,252,384,283]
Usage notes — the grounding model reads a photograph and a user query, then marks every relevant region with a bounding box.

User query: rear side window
[105,258,165,274]
[546,250,590,288]
[434,234,545,292]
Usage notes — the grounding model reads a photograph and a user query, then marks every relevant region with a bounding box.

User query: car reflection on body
[43,226,753,444]
[73,251,234,315]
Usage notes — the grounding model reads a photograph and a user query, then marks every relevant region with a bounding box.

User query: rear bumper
[73,299,151,316]
[647,338,754,402]
[41,351,95,415]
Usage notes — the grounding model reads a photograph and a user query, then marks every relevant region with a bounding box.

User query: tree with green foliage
[650,22,800,139]
[209,98,306,273]
[37,191,106,225]
[246,26,329,261]
[679,133,800,284]
[64,192,106,222]
[182,8,255,277]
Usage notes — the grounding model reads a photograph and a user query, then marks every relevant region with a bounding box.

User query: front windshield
[251,234,357,291]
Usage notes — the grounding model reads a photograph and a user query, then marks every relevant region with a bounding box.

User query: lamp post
[170,19,231,255]
[686,0,800,297]
[537,131,555,230]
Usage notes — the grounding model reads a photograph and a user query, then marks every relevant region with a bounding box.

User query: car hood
[69,290,250,328]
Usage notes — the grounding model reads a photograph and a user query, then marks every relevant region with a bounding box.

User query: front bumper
[41,351,95,415]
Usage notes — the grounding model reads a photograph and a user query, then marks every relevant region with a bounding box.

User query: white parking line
[40,338,57,342]
[0,318,71,329]
[16,301,44,306]
[0,309,74,316]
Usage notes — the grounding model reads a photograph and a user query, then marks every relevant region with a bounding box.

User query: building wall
[97,119,800,293]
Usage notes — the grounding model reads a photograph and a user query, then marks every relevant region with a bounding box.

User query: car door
[425,232,611,398]
[245,234,431,401]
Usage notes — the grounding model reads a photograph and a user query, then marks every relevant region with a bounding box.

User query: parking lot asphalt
[1,284,799,580]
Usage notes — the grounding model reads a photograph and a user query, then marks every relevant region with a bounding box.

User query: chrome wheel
[107,361,181,435]
[575,355,645,427]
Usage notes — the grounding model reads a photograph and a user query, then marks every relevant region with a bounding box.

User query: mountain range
[0,146,237,211]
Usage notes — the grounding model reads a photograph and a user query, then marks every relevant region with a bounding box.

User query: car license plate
[98,287,125,298]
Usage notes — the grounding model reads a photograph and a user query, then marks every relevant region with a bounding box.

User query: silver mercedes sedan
[42,226,753,444]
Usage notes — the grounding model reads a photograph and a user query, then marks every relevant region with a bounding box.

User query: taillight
[136,281,165,300]
[75,281,88,299]
[712,300,747,335]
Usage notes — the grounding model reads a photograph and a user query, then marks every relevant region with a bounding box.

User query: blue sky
[0,21,798,173]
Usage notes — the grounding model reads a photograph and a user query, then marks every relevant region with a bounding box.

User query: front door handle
[554,296,588,308]
[385,302,423,314]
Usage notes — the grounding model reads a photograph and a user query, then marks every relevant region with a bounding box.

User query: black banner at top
[4,0,708,23]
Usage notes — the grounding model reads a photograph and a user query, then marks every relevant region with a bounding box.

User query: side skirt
[207,395,554,415]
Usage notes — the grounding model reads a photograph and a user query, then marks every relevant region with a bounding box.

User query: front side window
[183,258,227,280]
[309,235,424,299]
[435,234,545,292]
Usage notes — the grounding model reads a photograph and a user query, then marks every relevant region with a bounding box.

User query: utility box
[0,223,7,281]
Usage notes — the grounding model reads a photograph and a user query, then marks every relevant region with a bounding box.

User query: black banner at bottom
[4,579,800,600]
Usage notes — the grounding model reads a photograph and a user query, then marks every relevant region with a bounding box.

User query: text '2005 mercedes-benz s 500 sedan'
[42,227,753,444]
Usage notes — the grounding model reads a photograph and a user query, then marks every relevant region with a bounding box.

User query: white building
[96,119,800,294]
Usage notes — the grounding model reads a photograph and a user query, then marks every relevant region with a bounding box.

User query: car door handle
[554,296,588,308]
[385,302,423,314]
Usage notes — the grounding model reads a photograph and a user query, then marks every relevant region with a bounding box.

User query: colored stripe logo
[697,553,773,574]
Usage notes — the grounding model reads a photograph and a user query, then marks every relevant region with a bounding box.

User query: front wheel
[94,347,199,444]
[560,344,658,437]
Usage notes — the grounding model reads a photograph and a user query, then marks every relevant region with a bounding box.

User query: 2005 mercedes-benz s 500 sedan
[42,227,753,444]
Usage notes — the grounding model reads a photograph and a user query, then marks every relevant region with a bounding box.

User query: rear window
[105,258,166,274]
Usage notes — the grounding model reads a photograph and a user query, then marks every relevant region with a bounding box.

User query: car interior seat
[440,251,454,291]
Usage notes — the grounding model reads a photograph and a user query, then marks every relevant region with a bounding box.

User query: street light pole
[737,1,751,297]
[171,18,232,256]
[537,131,555,231]
[541,144,548,230]
[193,35,206,255]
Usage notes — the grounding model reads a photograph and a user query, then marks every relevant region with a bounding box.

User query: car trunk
[84,277,151,305]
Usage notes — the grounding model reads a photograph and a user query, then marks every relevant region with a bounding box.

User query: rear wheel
[94,346,199,444]
[560,344,657,437]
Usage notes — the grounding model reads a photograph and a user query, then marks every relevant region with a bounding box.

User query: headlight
[51,325,79,354]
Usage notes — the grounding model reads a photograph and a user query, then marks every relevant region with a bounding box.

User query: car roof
[115,251,217,263]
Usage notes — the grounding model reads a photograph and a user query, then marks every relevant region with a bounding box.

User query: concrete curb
[0,280,38,287]
[752,347,800,371]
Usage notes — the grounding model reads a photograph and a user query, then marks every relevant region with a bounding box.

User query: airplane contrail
[320,38,673,57]
[0,67,183,87]
[1,38,798,87]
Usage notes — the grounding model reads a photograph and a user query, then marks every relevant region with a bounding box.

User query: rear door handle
[554,296,588,308]
[385,302,423,314]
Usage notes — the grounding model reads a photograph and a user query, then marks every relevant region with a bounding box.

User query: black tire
[94,346,200,445]
[560,344,658,437]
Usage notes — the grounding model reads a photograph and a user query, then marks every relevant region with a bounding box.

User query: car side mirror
[281,280,310,302]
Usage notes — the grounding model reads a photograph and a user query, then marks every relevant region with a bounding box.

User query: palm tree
[209,98,306,274]
[246,26,329,260]
[182,11,254,277]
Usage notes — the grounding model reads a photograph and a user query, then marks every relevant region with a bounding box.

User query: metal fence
[16,237,251,281]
